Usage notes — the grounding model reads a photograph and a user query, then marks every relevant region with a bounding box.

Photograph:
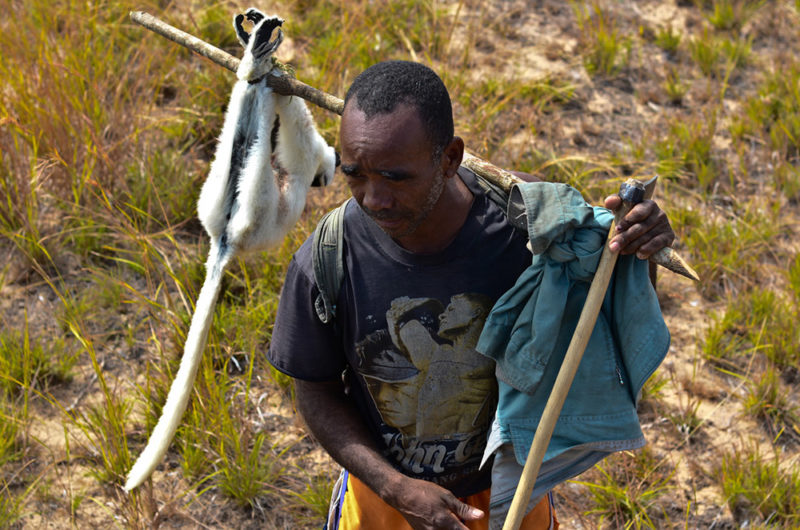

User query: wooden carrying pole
[128,11,524,188]
[501,177,657,530]
[130,10,698,281]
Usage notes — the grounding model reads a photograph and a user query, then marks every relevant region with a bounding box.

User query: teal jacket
[477,182,670,485]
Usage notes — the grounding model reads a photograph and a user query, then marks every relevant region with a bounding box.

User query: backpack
[311,166,513,324]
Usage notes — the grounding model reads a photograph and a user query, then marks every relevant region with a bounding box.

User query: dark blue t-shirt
[268,169,531,497]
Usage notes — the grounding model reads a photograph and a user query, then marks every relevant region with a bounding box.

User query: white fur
[198,81,336,254]
[125,9,335,492]
[197,80,248,240]
[231,91,336,251]
[124,248,228,492]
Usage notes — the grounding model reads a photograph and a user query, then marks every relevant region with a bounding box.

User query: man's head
[344,60,454,160]
[339,61,466,251]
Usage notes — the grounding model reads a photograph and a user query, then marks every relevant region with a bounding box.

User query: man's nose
[361,178,393,211]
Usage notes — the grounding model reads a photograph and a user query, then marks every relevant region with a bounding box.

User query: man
[268,60,674,529]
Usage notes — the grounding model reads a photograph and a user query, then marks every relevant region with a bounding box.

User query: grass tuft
[654,26,682,55]
[663,67,689,105]
[743,364,800,440]
[575,449,673,529]
[705,0,765,32]
[573,1,631,77]
[701,286,799,374]
[0,323,76,397]
[720,444,800,525]
[681,205,777,299]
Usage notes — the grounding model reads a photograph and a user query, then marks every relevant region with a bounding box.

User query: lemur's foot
[245,8,265,25]
[251,16,283,61]
[234,8,285,80]
[234,14,249,47]
[233,8,283,59]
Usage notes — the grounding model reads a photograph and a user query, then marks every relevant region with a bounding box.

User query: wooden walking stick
[130,10,698,281]
[502,176,666,530]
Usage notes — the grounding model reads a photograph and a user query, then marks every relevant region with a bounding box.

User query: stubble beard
[391,169,445,239]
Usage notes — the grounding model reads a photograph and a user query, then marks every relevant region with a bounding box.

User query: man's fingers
[610,215,657,253]
[608,200,674,256]
[632,232,675,259]
[603,194,621,211]
[449,497,484,522]
[615,200,658,232]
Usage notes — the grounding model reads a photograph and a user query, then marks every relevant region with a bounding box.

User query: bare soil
[4,0,800,528]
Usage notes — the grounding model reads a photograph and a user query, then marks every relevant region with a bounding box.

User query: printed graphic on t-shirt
[354,294,497,480]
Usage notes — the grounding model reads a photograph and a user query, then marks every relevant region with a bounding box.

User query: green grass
[572,1,631,77]
[701,287,799,372]
[575,449,674,529]
[289,468,338,524]
[743,364,800,440]
[720,444,800,525]
[658,113,720,189]
[689,29,725,78]
[654,26,682,55]
[0,401,23,468]
[679,203,778,299]
[0,479,25,529]
[663,67,690,105]
[1,0,799,527]
[666,393,704,441]
[0,325,76,397]
[705,0,765,31]
[732,60,800,162]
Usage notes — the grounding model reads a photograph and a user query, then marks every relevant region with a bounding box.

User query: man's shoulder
[288,234,316,279]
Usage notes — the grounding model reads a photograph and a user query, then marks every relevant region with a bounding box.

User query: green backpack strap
[312,198,351,324]
[458,166,510,211]
[456,166,518,228]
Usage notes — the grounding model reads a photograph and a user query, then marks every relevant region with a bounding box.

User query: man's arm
[295,379,484,530]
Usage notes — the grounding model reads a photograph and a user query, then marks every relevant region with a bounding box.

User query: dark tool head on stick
[619,179,646,204]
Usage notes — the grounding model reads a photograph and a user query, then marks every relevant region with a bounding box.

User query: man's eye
[381,172,412,182]
[340,166,361,178]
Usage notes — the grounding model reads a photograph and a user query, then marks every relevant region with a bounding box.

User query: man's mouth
[373,216,404,230]
[363,208,404,225]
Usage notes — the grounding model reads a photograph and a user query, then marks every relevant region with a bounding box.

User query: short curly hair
[344,60,454,159]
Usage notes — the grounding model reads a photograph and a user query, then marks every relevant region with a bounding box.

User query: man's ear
[441,136,464,178]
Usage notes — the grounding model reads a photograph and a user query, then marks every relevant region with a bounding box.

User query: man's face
[339,102,446,245]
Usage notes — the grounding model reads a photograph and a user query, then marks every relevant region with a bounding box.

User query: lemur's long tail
[124,244,230,492]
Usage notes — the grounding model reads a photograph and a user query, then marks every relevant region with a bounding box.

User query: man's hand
[295,379,484,529]
[388,476,484,530]
[604,196,675,259]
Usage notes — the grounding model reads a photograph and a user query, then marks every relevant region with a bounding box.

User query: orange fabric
[338,474,557,529]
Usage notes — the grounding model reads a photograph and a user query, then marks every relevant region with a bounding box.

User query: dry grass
[1,0,800,528]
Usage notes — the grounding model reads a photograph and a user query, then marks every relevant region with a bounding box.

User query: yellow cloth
[339,474,557,530]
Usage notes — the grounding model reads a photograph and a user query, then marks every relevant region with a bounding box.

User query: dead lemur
[125,8,337,492]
